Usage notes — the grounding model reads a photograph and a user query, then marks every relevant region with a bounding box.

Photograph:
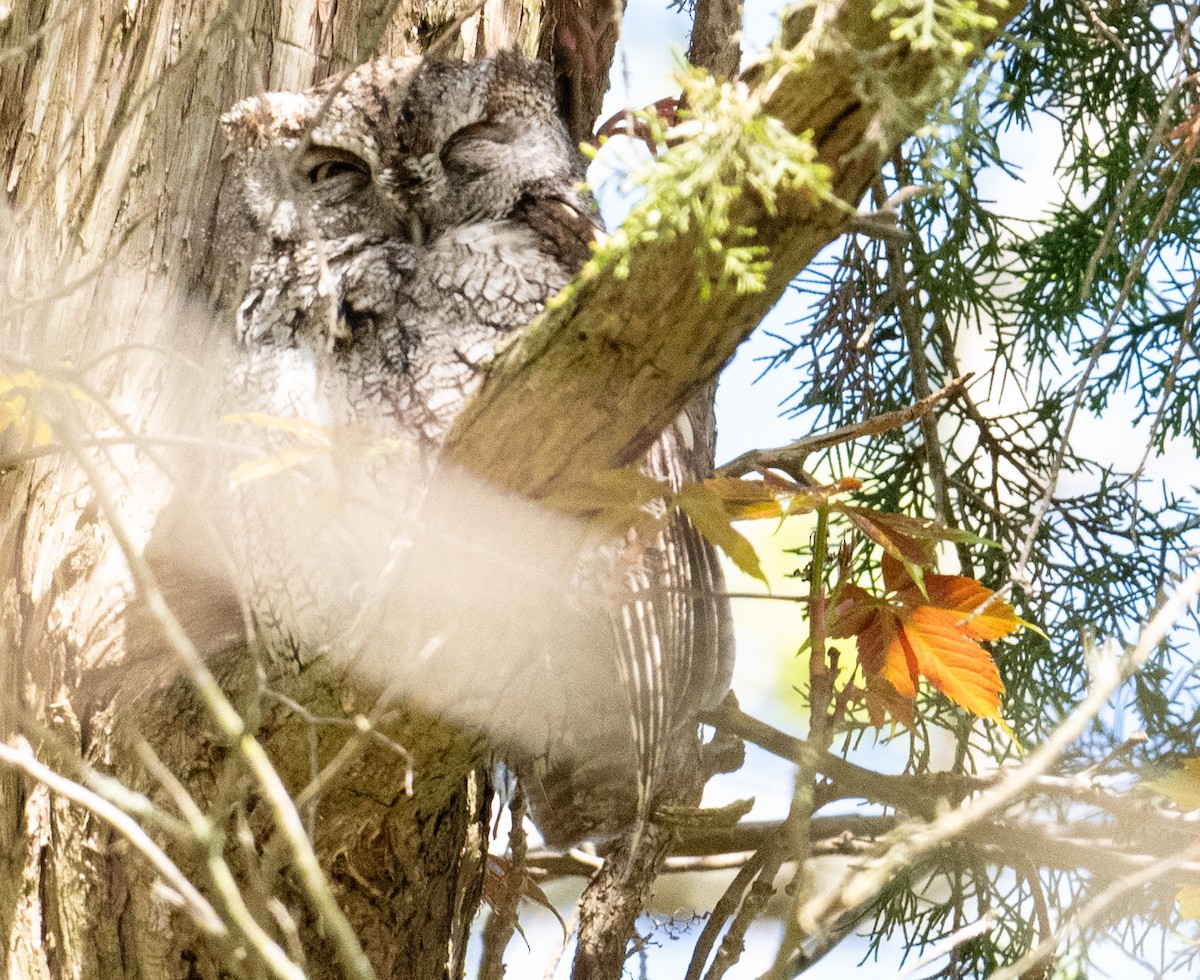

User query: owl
[209,53,596,443]
[195,53,734,848]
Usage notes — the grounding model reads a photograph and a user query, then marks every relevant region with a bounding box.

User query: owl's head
[214,55,593,271]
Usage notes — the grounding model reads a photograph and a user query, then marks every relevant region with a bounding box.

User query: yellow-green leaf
[229,447,326,486]
[1151,758,1200,812]
[0,369,87,450]
[1178,886,1200,921]
[702,474,860,522]
[540,466,669,533]
[675,481,767,585]
[221,411,333,447]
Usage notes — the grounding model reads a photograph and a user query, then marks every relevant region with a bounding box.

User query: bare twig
[479,789,529,980]
[134,738,309,980]
[769,505,841,975]
[893,911,997,980]
[1014,85,1195,588]
[0,738,230,944]
[991,838,1200,980]
[716,374,971,480]
[52,396,378,980]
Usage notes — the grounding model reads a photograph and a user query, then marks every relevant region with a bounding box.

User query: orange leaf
[882,625,920,698]
[701,474,858,522]
[834,555,1025,721]
[880,549,917,593]
[831,584,900,679]
[841,507,997,570]
[864,673,916,729]
[894,607,1004,719]
[841,507,940,567]
[898,572,1029,642]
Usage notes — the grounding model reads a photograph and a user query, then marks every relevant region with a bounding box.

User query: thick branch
[443,0,1024,496]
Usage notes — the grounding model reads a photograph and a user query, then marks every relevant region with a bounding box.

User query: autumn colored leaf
[883,552,1036,639]
[894,605,1005,719]
[863,673,916,729]
[832,553,1026,721]
[675,480,767,585]
[1177,886,1200,921]
[840,506,996,574]
[702,474,861,522]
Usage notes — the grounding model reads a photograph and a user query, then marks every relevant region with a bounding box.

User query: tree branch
[442,0,1025,498]
[716,374,971,479]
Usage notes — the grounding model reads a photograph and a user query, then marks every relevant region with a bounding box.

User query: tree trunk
[0,3,610,978]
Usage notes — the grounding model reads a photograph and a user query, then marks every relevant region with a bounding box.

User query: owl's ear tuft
[219,100,273,158]
[220,93,313,151]
[487,51,553,95]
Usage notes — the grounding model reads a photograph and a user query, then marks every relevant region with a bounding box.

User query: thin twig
[717,374,971,479]
[769,505,839,975]
[991,837,1200,980]
[52,397,377,980]
[892,911,997,980]
[0,738,230,943]
[796,565,1200,940]
[479,789,529,980]
[1014,85,1195,588]
[135,738,309,980]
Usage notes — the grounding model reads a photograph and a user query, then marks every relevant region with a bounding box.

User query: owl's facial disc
[297,143,424,242]
[438,119,520,178]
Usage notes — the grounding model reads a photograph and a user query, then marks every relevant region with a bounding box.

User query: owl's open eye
[300,147,371,187]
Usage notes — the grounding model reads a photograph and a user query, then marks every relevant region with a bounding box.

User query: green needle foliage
[753,0,1200,973]
[586,67,833,298]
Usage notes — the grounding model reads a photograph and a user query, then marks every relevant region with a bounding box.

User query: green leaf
[675,481,768,586]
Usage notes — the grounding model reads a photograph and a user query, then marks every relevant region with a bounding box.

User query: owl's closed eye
[211,53,598,434]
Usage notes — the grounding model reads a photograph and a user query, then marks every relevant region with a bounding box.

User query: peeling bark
[0,3,576,978]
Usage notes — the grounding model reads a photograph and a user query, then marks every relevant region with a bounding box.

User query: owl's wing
[520,393,735,847]
[616,394,735,827]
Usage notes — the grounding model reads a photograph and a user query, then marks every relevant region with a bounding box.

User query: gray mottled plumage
[203,53,733,847]
[212,54,595,444]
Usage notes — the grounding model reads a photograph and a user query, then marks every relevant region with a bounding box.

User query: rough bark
[442,0,1026,499]
[0,3,580,979]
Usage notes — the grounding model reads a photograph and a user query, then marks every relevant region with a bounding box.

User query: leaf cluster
[585,66,833,299]
[737,0,1200,971]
